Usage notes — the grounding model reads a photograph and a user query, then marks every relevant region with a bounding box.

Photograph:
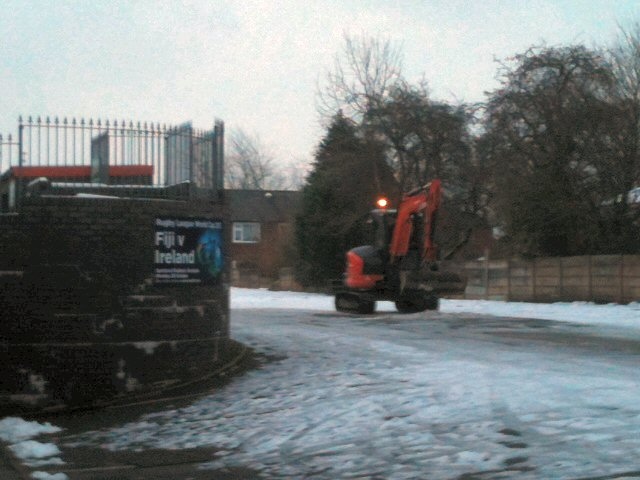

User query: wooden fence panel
[534,257,561,302]
[459,254,640,304]
[560,256,590,301]
[487,260,509,299]
[462,261,487,299]
[590,255,623,303]
[622,255,640,303]
[508,259,534,301]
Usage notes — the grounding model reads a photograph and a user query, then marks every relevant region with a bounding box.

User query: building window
[233,222,261,243]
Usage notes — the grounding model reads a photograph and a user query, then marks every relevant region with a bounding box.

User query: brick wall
[0,194,234,413]
[230,221,296,286]
[1,196,224,281]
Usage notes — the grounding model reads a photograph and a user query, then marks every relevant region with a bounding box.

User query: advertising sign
[154,218,223,285]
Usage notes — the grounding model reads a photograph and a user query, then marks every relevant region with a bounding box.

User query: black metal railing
[0,116,224,208]
[0,133,19,174]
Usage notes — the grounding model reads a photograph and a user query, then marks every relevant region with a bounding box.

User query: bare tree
[317,35,487,259]
[225,128,289,190]
[610,22,640,192]
[280,157,308,191]
[317,34,404,123]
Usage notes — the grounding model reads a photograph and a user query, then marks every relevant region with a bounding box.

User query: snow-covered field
[2,289,640,479]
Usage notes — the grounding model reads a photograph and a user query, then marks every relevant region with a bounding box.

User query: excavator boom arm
[389,179,441,262]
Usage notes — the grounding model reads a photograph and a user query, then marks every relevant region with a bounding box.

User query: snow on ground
[3,289,639,479]
[442,298,640,329]
[231,287,640,329]
[55,290,640,479]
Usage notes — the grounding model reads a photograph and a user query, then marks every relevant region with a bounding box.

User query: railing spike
[46,116,50,124]
[63,117,67,125]
[37,116,41,124]
[18,115,23,124]
[55,116,59,125]
[72,117,76,125]
[105,119,110,127]
[28,115,32,123]
[89,118,93,126]
[97,118,101,127]
[80,118,85,126]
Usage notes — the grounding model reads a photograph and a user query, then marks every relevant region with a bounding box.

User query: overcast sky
[1,0,639,167]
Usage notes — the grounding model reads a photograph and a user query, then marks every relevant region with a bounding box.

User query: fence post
[16,117,23,210]
[164,124,170,187]
[532,258,537,302]
[587,255,592,301]
[188,126,194,196]
[620,254,624,304]
[483,248,489,300]
[559,257,564,300]
[214,120,224,199]
[506,258,511,301]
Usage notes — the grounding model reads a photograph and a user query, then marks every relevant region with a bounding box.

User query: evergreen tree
[295,112,397,287]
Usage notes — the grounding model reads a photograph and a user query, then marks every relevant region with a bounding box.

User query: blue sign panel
[154,218,223,285]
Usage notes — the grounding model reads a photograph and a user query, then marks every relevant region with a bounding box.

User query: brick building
[227,189,301,287]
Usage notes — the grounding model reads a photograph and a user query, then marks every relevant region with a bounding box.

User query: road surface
[4,307,640,479]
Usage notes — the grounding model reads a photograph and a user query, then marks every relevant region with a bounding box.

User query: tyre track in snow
[14,308,640,479]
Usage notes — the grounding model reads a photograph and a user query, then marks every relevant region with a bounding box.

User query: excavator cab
[368,207,396,253]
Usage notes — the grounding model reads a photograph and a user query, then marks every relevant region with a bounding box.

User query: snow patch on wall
[31,472,68,480]
[0,417,61,443]
[0,417,66,479]
[133,341,162,355]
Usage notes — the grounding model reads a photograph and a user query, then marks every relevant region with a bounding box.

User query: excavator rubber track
[333,269,466,315]
[334,291,376,314]
[416,270,467,296]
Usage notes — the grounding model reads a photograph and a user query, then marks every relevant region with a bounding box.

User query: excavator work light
[376,197,389,209]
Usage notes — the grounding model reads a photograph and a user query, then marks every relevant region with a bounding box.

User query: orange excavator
[333,179,466,314]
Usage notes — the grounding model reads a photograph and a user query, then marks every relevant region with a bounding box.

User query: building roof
[227,189,301,223]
